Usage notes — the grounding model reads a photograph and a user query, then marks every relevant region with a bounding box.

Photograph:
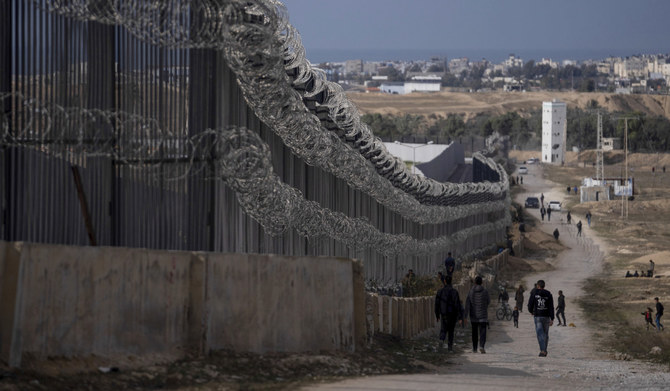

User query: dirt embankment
[347,91,670,120]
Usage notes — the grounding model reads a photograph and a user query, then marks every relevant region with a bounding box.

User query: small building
[380,82,405,94]
[602,137,621,151]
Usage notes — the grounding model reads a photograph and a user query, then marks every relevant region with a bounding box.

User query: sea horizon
[304,48,670,64]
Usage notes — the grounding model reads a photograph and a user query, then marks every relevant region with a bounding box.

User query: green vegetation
[361,106,670,153]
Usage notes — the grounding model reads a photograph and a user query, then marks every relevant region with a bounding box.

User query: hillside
[347,91,670,120]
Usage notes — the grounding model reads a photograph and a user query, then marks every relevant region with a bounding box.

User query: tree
[579,79,595,92]
[378,66,404,82]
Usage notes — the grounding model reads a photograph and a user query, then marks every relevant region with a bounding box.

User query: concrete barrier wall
[203,253,362,353]
[0,241,365,367]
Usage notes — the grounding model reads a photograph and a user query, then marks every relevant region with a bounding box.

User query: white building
[541,100,567,164]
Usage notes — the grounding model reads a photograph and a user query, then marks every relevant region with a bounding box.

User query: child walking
[513,306,519,328]
[642,308,656,330]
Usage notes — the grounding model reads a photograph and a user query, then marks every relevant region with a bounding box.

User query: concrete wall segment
[204,253,357,353]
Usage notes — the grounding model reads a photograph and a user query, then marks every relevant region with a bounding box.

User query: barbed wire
[12,0,512,255]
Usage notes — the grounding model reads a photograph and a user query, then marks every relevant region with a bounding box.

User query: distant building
[539,58,558,69]
[380,82,405,94]
[379,77,441,94]
[541,100,567,164]
[344,59,363,75]
[602,137,621,151]
[448,57,469,75]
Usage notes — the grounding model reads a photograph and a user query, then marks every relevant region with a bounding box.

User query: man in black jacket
[655,297,664,331]
[556,290,566,326]
[528,279,554,357]
[435,275,463,351]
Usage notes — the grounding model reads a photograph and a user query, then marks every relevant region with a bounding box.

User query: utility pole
[596,111,604,182]
[611,116,637,220]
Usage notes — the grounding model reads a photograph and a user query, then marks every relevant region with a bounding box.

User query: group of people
[434,267,566,357]
[642,297,664,331]
[624,260,655,278]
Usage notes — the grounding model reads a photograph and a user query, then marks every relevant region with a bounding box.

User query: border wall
[0,241,365,368]
[1,0,507,284]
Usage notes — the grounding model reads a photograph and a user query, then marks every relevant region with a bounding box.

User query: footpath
[303,163,670,390]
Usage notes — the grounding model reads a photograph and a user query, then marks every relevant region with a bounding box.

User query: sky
[279,0,670,62]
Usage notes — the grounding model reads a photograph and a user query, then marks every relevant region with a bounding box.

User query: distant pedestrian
[663,166,666,173]
[576,220,582,236]
[556,290,566,326]
[642,307,656,330]
[520,176,523,184]
[566,211,572,224]
[528,279,555,357]
[586,211,592,227]
[444,252,456,277]
[655,297,664,331]
[540,193,545,206]
[465,276,491,354]
[566,186,571,193]
[516,176,520,184]
[573,186,578,194]
[652,166,655,173]
[498,287,509,305]
[648,260,655,277]
[553,228,559,241]
[515,284,525,313]
[540,206,546,221]
[435,275,464,351]
[547,207,552,221]
[513,307,520,328]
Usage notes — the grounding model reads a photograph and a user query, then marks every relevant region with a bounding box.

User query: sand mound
[627,251,670,271]
[522,229,567,252]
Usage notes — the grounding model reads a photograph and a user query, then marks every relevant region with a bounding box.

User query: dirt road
[303,163,670,390]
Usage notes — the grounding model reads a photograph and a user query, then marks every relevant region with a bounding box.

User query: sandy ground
[303,163,670,390]
[347,91,670,121]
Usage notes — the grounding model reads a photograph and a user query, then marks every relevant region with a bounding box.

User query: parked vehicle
[549,201,562,211]
[525,197,540,208]
[526,157,539,164]
[518,166,528,174]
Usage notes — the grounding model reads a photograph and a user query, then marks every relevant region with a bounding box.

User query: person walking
[553,228,559,241]
[540,193,545,206]
[513,307,520,328]
[655,297,664,331]
[586,211,592,227]
[444,252,456,277]
[648,260,655,277]
[435,275,464,351]
[566,211,572,224]
[515,284,525,313]
[642,307,656,330]
[556,290,566,326]
[547,207,552,221]
[465,276,491,354]
[576,220,583,237]
[528,279,555,357]
[540,206,546,221]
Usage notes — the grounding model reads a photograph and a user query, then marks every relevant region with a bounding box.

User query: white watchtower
[541,100,567,164]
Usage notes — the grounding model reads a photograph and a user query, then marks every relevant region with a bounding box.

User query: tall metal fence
[0,0,507,282]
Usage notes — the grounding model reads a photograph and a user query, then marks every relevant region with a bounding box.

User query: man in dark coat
[655,297,664,331]
[556,290,566,326]
[444,252,456,277]
[435,275,464,351]
[465,276,491,354]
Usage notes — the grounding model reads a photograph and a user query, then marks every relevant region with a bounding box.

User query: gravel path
[303,163,670,390]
